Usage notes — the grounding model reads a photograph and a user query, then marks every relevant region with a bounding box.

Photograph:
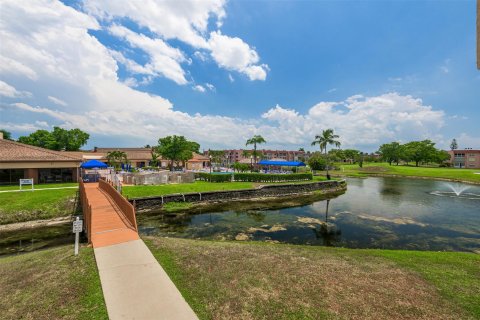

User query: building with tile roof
[0,132,82,184]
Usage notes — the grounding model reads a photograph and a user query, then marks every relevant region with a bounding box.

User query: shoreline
[330,173,480,185]
[0,216,72,233]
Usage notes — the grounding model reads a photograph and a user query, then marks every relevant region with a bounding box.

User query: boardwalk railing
[79,179,93,243]
[99,179,138,231]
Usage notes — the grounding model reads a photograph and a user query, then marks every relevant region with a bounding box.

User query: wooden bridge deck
[84,183,139,248]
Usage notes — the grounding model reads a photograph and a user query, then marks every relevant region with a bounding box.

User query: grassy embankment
[330,162,480,183]
[122,175,328,199]
[0,245,107,320]
[146,237,480,320]
[0,183,78,225]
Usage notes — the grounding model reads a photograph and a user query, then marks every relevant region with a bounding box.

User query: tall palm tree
[311,129,341,180]
[246,135,266,166]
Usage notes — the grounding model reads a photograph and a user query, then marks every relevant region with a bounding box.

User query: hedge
[195,172,233,182]
[195,172,313,183]
[233,173,313,182]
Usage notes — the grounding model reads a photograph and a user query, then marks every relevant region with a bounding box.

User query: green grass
[0,187,78,225]
[331,162,480,183]
[146,237,479,320]
[123,181,255,198]
[123,177,329,199]
[162,202,193,213]
[0,245,108,320]
[0,182,78,191]
[368,249,480,318]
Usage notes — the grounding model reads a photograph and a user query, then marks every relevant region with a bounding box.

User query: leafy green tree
[343,149,360,163]
[328,149,345,162]
[0,129,12,140]
[307,152,327,173]
[246,135,266,165]
[311,129,341,180]
[450,139,458,151]
[232,162,250,172]
[156,135,199,171]
[150,150,161,167]
[434,150,451,165]
[378,142,402,165]
[18,130,57,149]
[106,150,128,170]
[17,127,89,151]
[402,140,437,167]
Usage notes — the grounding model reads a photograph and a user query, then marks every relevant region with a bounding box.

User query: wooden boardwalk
[84,183,139,248]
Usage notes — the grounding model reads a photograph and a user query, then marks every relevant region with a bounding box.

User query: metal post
[74,229,79,256]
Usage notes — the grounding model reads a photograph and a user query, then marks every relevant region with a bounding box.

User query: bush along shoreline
[195,172,313,183]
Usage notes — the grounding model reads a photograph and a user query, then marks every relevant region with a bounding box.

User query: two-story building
[448,149,480,169]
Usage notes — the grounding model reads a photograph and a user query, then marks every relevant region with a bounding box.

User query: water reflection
[138,177,480,252]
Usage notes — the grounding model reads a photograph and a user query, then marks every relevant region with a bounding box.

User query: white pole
[74,216,79,256]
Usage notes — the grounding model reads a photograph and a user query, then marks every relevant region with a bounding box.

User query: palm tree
[311,129,341,180]
[245,135,266,166]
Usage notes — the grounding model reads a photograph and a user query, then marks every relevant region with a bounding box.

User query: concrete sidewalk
[94,240,198,320]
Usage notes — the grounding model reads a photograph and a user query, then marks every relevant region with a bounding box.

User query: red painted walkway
[84,183,139,248]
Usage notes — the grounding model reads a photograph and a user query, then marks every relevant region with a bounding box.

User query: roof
[188,152,210,162]
[0,139,82,162]
[258,160,306,167]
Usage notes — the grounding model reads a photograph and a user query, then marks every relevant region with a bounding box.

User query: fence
[79,179,92,243]
[98,179,137,231]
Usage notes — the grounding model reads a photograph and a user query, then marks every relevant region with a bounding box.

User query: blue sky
[0,0,478,151]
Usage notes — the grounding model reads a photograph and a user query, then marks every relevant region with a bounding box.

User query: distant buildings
[448,149,480,168]
[204,149,311,166]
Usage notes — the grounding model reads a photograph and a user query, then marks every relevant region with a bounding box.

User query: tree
[307,152,327,172]
[343,149,360,163]
[0,129,12,140]
[450,139,458,151]
[299,148,305,152]
[311,129,341,180]
[17,127,89,151]
[156,135,199,171]
[18,130,57,149]
[232,162,250,172]
[378,142,402,165]
[106,150,128,170]
[402,140,437,167]
[245,135,266,165]
[209,150,225,169]
[434,150,451,165]
[150,150,161,167]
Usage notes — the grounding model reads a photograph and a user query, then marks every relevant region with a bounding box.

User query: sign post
[19,178,34,191]
[72,217,83,255]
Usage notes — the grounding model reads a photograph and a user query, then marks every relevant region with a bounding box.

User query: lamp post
[209,155,212,174]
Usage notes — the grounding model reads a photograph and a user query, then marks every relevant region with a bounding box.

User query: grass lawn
[332,162,480,183]
[123,176,329,199]
[0,185,78,225]
[146,237,479,320]
[0,245,107,320]
[0,182,78,192]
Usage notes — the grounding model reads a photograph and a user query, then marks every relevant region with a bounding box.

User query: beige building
[0,134,81,184]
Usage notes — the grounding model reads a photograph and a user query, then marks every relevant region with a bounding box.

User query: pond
[138,177,480,252]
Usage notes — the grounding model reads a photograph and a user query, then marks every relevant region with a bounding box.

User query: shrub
[233,173,312,182]
[195,172,233,182]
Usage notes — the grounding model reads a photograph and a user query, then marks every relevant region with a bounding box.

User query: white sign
[73,217,83,256]
[19,178,34,191]
[73,219,83,233]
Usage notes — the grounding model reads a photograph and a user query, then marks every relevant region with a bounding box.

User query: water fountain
[429,182,480,200]
[445,183,470,196]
